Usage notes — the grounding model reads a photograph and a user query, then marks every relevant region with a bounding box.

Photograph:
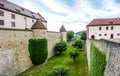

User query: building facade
[0,0,47,29]
[87,18,120,39]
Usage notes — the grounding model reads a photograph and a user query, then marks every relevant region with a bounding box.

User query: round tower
[60,25,67,41]
[31,19,47,39]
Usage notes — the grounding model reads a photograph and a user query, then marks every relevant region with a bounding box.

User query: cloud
[9,0,120,33]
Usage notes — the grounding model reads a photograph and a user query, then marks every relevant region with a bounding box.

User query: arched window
[110,34,113,39]
[91,35,95,39]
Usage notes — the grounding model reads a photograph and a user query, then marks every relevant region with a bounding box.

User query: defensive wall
[0,28,66,76]
[86,39,120,76]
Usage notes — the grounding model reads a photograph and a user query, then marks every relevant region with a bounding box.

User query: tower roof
[60,25,66,32]
[31,19,47,29]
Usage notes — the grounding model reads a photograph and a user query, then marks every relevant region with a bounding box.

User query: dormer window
[32,15,35,18]
[30,12,33,14]
[21,8,24,11]
[16,9,20,13]
[0,10,4,16]
[109,21,113,24]
[0,3,4,7]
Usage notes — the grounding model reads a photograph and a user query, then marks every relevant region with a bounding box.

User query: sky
[9,0,120,33]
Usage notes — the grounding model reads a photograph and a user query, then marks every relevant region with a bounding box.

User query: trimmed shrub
[69,47,79,63]
[54,41,67,54]
[90,44,106,76]
[72,39,83,51]
[46,66,71,76]
[28,39,48,65]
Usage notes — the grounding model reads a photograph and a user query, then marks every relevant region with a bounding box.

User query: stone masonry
[86,39,120,76]
[0,20,66,76]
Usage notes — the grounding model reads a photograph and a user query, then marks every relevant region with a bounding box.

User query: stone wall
[0,29,65,76]
[86,39,120,76]
[0,29,33,76]
[47,31,61,58]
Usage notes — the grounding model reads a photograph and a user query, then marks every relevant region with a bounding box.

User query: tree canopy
[67,31,74,41]
[81,31,87,40]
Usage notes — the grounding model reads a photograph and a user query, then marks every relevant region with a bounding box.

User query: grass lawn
[17,47,89,76]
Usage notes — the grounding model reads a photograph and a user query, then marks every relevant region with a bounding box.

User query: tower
[60,25,67,41]
[31,19,47,39]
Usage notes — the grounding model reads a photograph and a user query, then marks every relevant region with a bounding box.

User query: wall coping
[0,28,32,31]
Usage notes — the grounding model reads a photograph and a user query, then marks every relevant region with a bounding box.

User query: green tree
[54,41,67,54]
[81,31,87,40]
[72,39,83,50]
[46,66,71,76]
[69,47,79,63]
[67,31,74,41]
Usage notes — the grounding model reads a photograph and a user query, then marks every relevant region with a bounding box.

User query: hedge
[90,44,106,76]
[28,39,48,65]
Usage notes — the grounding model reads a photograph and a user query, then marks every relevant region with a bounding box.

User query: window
[32,20,34,23]
[110,34,114,39]
[99,34,101,36]
[111,26,113,30]
[11,22,15,27]
[11,14,15,19]
[0,20,4,25]
[99,27,101,30]
[106,26,108,30]
[91,35,95,39]
[0,10,4,16]
[104,34,107,36]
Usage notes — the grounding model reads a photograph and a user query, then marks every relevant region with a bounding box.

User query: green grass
[90,44,106,76]
[17,47,89,76]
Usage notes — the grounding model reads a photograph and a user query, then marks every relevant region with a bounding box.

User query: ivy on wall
[28,39,48,65]
[90,44,106,76]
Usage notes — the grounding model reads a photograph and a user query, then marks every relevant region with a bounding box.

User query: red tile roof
[0,0,47,22]
[87,18,120,27]
[60,25,66,32]
[31,19,47,29]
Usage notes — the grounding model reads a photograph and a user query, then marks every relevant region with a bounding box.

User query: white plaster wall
[88,25,120,39]
[0,9,38,29]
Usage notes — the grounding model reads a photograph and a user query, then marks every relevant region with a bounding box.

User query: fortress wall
[0,29,33,76]
[47,31,62,58]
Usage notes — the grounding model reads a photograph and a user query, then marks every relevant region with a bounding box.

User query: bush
[28,39,48,65]
[69,47,79,63]
[54,41,67,54]
[46,66,71,76]
[90,44,106,76]
[72,39,83,51]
